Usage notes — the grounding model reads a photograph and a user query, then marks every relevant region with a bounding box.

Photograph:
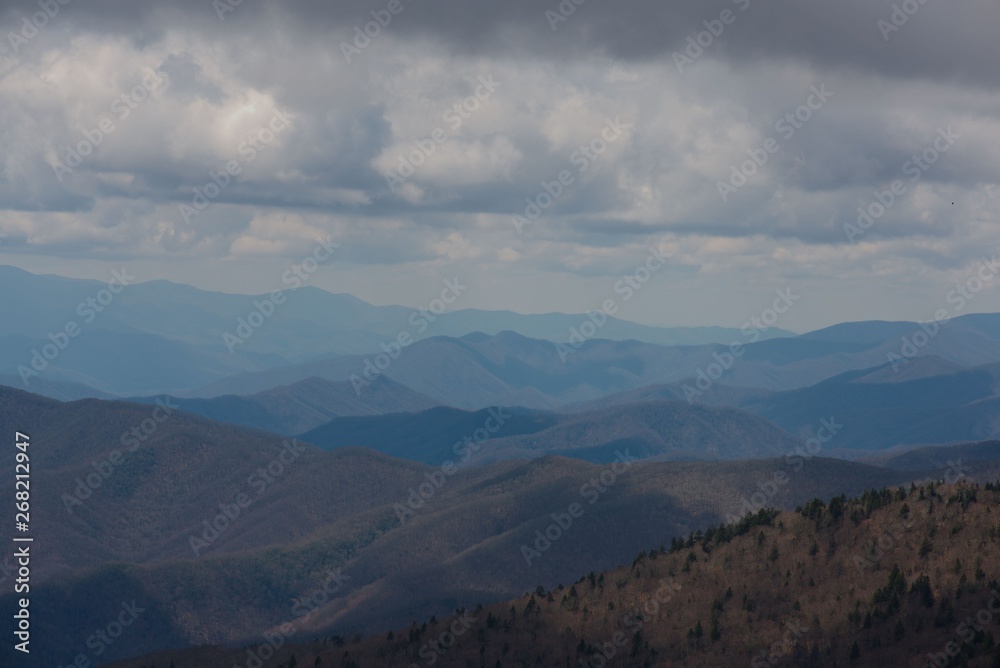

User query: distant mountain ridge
[5,265,1000,408]
[128,375,441,435]
[0,265,794,396]
[300,400,803,465]
[187,314,1000,410]
[740,360,1000,451]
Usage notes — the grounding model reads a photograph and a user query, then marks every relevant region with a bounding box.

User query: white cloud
[1,3,999,328]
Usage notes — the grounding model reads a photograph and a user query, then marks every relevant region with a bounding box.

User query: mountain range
[118,347,1000,461]
[4,265,1000,667]
[4,384,996,667]
[299,400,803,464]
[0,266,793,396]
[107,481,1000,668]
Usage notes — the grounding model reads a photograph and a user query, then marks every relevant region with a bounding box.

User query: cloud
[0,0,998,329]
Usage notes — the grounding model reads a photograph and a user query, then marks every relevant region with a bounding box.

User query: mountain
[471,401,804,463]
[564,379,770,411]
[740,362,1000,451]
[702,313,1000,393]
[0,373,112,401]
[851,354,965,383]
[866,440,1000,471]
[796,314,1000,368]
[0,386,970,667]
[416,306,797,346]
[129,375,442,435]
[7,265,1000,404]
[0,265,794,397]
[106,482,1000,668]
[0,328,274,396]
[187,331,721,407]
[188,330,834,406]
[299,405,561,464]
[190,312,1000,409]
[797,319,934,344]
[299,400,801,465]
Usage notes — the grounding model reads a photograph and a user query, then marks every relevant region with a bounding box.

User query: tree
[910,574,934,608]
[828,494,845,522]
[919,536,933,557]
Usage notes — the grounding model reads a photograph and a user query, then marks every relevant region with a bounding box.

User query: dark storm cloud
[6,0,996,86]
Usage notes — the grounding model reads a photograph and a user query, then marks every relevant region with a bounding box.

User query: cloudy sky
[1,0,998,332]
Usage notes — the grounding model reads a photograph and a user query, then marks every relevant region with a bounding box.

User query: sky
[0,0,998,333]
